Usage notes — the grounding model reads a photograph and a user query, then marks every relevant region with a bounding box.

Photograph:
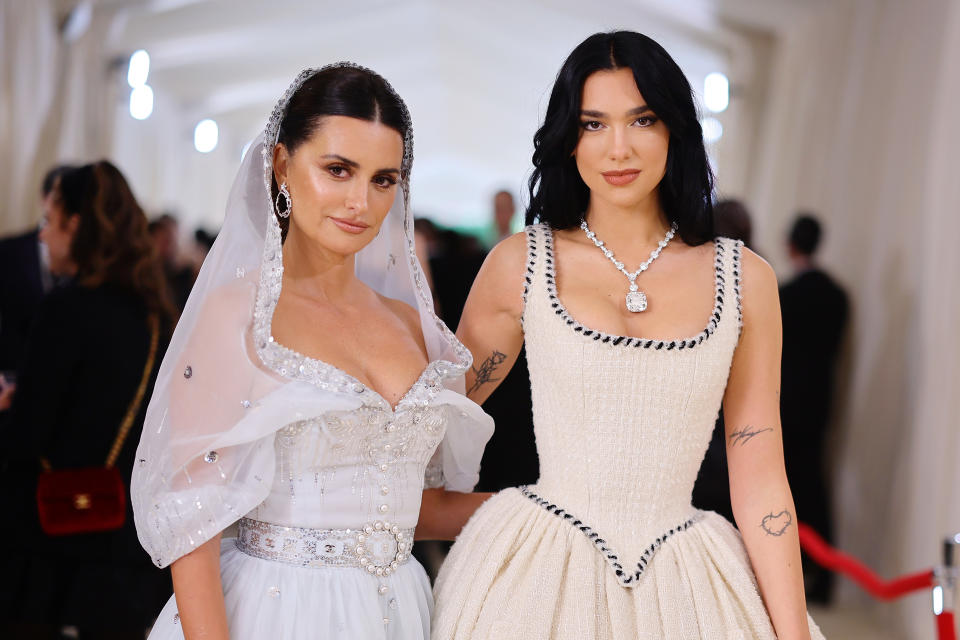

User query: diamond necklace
[580,219,678,313]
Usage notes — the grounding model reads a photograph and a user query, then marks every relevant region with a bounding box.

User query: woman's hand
[416,488,493,541]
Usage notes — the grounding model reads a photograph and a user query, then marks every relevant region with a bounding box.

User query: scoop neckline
[535,225,736,350]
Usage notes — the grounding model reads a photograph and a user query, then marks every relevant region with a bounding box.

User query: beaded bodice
[245,359,456,531]
[522,224,743,564]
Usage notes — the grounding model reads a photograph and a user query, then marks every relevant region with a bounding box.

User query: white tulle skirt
[148,538,432,640]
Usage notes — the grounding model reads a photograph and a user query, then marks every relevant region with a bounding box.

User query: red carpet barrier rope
[798,522,934,599]
[798,522,957,640]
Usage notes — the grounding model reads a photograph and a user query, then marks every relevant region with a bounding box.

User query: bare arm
[170,534,229,640]
[411,232,529,539]
[416,488,493,540]
[456,231,528,404]
[723,249,812,640]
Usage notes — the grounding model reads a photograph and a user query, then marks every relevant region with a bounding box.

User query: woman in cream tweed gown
[430,32,825,639]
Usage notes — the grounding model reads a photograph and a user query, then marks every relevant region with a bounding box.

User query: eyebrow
[580,106,653,118]
[321,154,400,174]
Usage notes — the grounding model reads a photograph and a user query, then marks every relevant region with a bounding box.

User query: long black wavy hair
[526,31,715,246]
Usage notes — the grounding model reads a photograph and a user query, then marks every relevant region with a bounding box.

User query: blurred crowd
[0,161,848,637]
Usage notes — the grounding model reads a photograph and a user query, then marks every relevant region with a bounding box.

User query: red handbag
[36,316,159,536]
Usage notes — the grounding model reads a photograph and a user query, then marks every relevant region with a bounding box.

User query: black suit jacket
[779,268,849,445]
[0,229,48,371]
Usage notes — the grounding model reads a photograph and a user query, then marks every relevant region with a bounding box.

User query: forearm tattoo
[760,509,793,537]
[467,350,507,395]
[729,425,774,447]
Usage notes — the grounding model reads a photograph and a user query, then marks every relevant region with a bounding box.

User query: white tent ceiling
[58,0,829,229]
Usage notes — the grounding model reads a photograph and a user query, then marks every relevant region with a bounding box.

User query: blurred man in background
[780,213,849,604]
[0,165,73,378]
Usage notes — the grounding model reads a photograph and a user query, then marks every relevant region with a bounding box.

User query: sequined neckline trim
[251,212,457,412]
[536,224,739,350]
[262,337,451,413]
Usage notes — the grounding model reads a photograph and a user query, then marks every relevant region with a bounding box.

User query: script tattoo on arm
[728,425,774,447]
[467,350,507,395]
[760,509,794,537]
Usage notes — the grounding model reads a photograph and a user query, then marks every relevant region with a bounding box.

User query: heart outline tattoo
[760,510,793,537]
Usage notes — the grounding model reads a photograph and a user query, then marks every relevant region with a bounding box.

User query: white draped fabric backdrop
[747,1,960,636]
[1,0,118,223]
[2,1,958,637]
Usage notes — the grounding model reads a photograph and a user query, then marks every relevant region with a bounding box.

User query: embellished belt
[236,517,415,577]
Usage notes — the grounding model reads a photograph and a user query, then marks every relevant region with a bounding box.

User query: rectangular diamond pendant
[626,291,647,313]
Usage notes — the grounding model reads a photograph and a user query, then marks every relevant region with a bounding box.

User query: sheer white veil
[131,63,491,569]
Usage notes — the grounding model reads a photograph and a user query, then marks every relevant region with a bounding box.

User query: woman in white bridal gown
[131,63,492,640]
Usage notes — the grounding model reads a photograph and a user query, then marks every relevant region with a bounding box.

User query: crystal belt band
[236,517,415,577]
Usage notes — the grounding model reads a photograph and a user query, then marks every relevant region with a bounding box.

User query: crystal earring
[275,182,292,218]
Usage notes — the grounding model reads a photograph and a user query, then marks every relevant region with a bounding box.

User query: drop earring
[275,182,292,218]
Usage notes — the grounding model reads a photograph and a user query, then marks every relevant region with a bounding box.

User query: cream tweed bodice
[521,223,743,575]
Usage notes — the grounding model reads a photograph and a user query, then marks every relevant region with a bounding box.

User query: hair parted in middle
[526,30,715,246]
[271,65,411,239]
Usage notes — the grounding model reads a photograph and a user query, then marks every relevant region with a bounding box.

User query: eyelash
[580,116,658,131]
[327,165,398,189]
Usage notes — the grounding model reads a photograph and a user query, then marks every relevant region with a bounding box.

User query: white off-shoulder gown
[145,358,491,640]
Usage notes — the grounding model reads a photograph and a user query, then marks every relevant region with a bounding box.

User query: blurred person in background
[712,198,753,249]
[1,161,175,639]
[493,190,515,243]
[0,165,74,379]
[191,227,217,265]
[429,227,486,329]
[480,189,518,249]
[780,213,848,605]
[413,216,438,302]
[148,213,195,313]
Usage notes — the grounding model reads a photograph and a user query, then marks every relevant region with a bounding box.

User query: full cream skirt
[432,488,824,640]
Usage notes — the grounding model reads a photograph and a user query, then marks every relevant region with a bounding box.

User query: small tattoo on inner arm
[467,350,507,395]
[729,425,774,447]
[760,510,793,537]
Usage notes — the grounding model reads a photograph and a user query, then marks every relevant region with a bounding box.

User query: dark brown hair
[55,161,176,326]
[271,66,410,240]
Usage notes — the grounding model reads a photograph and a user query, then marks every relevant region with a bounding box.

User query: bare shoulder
[737,246,781,326]
[739,246,778,293]
[485,229,529,276]
[472,229,530,317]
